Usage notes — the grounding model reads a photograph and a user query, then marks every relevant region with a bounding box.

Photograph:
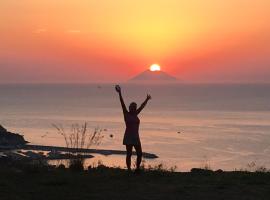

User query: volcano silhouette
[129,70,178,82]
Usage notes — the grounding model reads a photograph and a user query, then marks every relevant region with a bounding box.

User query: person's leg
[134,143,142,170]
[125,145,133,171]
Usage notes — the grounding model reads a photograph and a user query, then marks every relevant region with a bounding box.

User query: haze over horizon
[1,0,270,83]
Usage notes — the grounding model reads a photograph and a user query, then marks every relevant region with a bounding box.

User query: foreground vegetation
[0,161,270,200]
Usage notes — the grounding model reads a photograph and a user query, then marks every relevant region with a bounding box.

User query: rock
[0,125,28,147]
[4,151,28,161]
[24,151,46,159]
[0,125,7,133]
[47,151,94,160]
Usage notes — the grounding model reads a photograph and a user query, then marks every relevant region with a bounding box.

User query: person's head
[129,102,137,114]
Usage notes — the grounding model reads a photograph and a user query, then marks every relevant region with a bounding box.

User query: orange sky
[0,0,270,83]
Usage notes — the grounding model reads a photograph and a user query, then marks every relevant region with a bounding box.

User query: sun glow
[150,64,161,72]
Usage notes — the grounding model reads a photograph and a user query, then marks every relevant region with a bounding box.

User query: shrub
[53,122,104,171]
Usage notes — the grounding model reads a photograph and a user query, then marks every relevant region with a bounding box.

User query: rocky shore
[0,125,28,148]
[0,125,158,161]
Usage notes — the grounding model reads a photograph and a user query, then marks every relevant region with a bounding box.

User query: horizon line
[1,81,270,85]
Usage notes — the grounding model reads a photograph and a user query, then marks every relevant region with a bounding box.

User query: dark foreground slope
[0,166,270,200]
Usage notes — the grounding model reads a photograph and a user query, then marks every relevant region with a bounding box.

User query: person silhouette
[115,85,151,172]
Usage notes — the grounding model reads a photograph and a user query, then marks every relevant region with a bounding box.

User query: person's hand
[115,85,121,93]
[146,94,152,101]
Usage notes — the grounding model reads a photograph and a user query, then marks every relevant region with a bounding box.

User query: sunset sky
[0,0,270,83]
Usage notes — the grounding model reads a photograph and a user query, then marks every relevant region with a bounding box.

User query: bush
[53,122,104,170]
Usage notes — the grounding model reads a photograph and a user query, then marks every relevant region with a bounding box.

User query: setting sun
[150,64,161,72]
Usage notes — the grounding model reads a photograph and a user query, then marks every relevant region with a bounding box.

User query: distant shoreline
[23,144,159,159]
[0,144,158,160]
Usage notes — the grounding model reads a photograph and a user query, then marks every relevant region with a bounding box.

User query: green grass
[1,164,270,200]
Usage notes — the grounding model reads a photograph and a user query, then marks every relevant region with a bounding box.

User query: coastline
[0,144,158,162]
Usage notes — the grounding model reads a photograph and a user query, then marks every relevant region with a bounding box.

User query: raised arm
[115,85,128,114]
[137,94,151,115]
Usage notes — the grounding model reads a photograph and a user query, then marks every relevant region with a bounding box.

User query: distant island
[129,69,179,83]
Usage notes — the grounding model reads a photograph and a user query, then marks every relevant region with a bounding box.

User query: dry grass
[52,122,104,171]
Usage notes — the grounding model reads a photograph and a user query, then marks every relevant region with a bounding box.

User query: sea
[1,83,270,171]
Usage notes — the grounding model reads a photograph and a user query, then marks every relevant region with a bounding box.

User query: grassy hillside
[0,164,270,200]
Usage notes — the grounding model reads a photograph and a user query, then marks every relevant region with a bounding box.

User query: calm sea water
[1,83,270,171]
